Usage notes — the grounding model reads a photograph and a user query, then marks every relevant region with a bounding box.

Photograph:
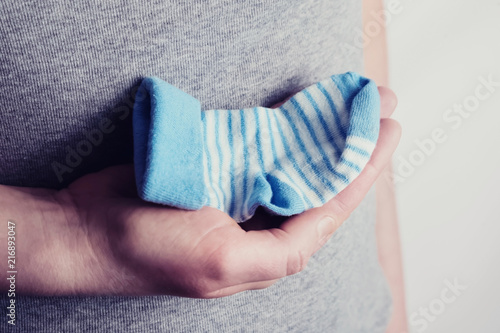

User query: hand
[0,87,400,298]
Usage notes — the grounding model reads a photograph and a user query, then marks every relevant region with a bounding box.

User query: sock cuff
[133,77,207,209]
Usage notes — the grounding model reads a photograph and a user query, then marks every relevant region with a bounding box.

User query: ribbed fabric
[134,73,380,221]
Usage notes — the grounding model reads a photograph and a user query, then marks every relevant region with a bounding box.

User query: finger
[221,119,401,284]
[275,118,401,244]
[220,226,316,284]
[325,118,401,220]
[378,86,398,119]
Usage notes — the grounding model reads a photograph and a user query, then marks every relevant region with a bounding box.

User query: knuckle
[363,162,380,180]
[334,198,350,216]
[187,248,235,298]
[287,249,308,276]
[204,245,234,283]
[188,281,214,299]
[180,271,220,299]
[333,198,352,222]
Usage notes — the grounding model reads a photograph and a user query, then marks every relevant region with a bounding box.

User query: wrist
[0,185,61,293]
[0,185,116,295]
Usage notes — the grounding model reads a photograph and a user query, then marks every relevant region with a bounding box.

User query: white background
[385,0,500,332]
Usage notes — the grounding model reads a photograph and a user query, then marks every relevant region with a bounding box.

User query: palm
[64,164,286,296]
[59,86,400,298]
[68,164,288,230]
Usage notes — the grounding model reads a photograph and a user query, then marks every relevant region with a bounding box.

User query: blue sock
[133,72,380,222]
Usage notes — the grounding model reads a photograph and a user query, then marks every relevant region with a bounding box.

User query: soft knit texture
[1,1,392,332]
[133,72,380,222]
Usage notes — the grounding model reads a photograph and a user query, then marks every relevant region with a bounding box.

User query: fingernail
[317,216,336,240]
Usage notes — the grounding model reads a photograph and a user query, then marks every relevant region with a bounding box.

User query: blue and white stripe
[200,72,379,222]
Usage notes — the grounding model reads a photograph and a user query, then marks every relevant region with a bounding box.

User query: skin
[0,7,405,333]
[363,0,409,331]
[0,89,400,298]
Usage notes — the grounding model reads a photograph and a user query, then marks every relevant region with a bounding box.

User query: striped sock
[133,72,380,222]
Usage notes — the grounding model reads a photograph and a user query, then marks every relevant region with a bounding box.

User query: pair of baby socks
[133,72,380,222]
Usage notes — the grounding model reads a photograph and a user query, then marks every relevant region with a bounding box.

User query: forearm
[362,0,408,331]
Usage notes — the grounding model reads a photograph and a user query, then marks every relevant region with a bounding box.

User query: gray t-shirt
[0,1,392,332]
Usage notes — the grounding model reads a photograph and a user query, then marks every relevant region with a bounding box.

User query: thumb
[277,117,402,256]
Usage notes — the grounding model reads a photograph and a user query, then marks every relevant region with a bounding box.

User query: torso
[0,1,391,331]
